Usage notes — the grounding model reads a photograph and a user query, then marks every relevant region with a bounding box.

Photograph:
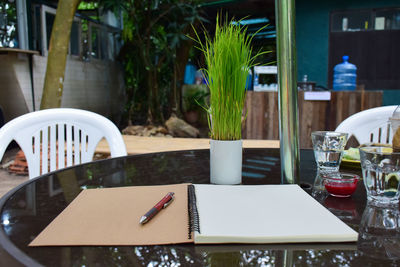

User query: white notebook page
[193,184,358,244]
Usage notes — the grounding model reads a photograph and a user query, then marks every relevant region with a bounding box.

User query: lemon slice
[385,173,399,189]
[343,148,360,160]
[384,173,398,197]
[381,147,393,153]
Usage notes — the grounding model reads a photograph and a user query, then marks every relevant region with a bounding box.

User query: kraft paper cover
[29,184,192,246]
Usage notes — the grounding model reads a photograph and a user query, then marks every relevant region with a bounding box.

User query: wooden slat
[98,91,384,154]
[243,91,383,148]
[95,136,280,156]
[299,92,315,148]
[269,92,280,140]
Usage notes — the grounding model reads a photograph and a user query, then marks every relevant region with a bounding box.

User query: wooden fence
[243,91,383,148]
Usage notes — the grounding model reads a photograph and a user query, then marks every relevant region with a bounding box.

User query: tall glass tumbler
[359,147,400,206]
[311,131,348,172]
[358,203,400,260]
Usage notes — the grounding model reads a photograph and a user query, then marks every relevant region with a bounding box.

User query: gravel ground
[0,148,29,198]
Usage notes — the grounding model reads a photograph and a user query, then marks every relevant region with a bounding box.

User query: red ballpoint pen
[139,192,175,224]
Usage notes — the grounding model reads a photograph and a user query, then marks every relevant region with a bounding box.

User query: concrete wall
[0,51,125,123]
[0,53,31,122]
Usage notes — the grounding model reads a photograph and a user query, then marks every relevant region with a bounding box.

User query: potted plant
[183,86,209,124]
[193,17,266,184]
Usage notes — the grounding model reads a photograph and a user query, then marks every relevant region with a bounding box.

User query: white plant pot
[210,139,242,185]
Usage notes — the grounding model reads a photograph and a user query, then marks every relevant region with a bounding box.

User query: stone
[142,128,150,137]
[156,126,169,135]
[122,125,144,135]
[165,116,200,138]
[148,127,158,136]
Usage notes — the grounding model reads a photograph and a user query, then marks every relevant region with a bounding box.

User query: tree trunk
[146,71,154,125]
[40,0,81,109]
[39,0,81,198]
[174,39,192,116]
[173,22,199,117]
[171,64,178,115]
[146,69,164,125]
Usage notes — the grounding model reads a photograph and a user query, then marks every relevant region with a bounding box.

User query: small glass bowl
[322,173,359,197]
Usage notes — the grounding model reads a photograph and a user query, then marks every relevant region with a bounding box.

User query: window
[70,21,80,56]
[88,23,120,60]
[331,8,400,32]
[329,7,400,90]
[89,23,100,59]
[0,1,17,47]
[375,8,400,30]
[44,11,55,50]
[41,6,81,57]
[331,10,371,32]
[39,4,120,61]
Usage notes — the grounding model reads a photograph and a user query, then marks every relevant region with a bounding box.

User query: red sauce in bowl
[323,174,359,197]
[325,182,357,197]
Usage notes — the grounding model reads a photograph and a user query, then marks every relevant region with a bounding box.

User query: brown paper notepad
[30,184,358,246]
[30,184,191,246]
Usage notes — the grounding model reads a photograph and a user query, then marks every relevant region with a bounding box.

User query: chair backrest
[335,105,397,145]
[0,108,127,179]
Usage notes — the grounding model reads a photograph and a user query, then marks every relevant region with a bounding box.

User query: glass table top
[0,148,399,266]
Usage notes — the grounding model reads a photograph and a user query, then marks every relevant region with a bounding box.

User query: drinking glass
[358,203,400,260]
[389,105,400,134]
[311,131,348,172]
[390,117,400,134]
[312,171,328,203]
[359,147,400,206]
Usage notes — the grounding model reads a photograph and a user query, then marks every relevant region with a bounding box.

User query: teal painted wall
[296,0,400,89]
[383,90,400,106]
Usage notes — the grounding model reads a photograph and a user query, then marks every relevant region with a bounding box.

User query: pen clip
[163,195,174,208]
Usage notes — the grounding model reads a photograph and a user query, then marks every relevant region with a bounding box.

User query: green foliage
[0,1,17,47]
[183,86,209,112]
[193,16,267,140]
[100,0,204,124]
[78,1,98,10]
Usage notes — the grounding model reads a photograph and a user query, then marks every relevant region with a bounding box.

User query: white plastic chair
[335,105,397,145]
[0,108,127,179]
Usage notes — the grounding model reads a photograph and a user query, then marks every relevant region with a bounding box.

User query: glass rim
[311,131,348,136]
[321,172,359,181]
[324,177,359,183]
[359,146,398,155]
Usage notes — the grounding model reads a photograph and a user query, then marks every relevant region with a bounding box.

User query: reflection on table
[358,203,400,261]
[0,148,399,266]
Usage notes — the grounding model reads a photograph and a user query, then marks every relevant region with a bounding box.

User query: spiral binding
[188,184,200,239]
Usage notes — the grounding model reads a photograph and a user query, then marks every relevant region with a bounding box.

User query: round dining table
[0,148,399,266]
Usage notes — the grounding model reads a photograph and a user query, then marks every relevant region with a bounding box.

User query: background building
[0,0,125,123]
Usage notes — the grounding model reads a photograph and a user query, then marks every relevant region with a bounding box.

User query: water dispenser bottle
[254,72,259,87]
[333,55,357,91]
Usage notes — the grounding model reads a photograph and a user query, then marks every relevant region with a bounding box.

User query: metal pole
[275,0,300,184]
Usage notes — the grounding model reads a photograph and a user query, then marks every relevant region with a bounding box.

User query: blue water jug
[333,55,357,91]
[245,70,253,90]
[184,62,196,84]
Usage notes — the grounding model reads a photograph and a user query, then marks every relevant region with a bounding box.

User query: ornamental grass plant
[193,16,266,140]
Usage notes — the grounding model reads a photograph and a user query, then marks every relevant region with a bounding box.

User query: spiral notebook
[30,184,358,246]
